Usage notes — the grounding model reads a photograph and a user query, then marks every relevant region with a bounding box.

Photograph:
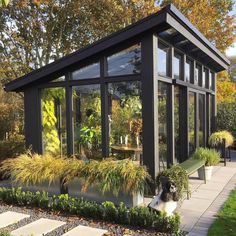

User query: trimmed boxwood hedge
[0,187,180,234]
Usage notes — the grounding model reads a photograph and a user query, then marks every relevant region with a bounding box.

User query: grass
[208,189,236,236]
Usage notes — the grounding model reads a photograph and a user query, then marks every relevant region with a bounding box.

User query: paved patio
[180,150,236,236]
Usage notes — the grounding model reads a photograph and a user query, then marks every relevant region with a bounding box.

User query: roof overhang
[5,4,230,92]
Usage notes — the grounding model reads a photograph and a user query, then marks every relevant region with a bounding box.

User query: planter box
[68,178,143,207]
[198,166,214,181]
[5,179,143,207]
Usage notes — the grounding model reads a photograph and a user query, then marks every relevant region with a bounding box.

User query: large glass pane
[72,62,100,80]
[158,42,170,77]
[189,92,196,155]
[209,72,213,90]
[199,94,205,147]
[72,85,101,159]
[202,69,207,87]
[41,88,67,155]
[108,81,142,162]
[158,81,168,170]
[173,52,182,80]
[107,44,141,76]
[195,64,201,85]
[174,86,180,163]
[185,59,192,83]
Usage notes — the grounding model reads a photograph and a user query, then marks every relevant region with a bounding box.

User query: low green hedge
[0,187,180,234]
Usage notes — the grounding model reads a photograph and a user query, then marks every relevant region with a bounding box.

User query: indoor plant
[192,148,220,180]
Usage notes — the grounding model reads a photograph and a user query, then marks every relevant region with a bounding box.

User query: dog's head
[161,179,179,202]
[165,180,177,193]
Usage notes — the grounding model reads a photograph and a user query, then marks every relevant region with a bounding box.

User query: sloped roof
[5,4,230,92]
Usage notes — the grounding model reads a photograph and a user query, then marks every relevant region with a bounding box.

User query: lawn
[208,189,236,236]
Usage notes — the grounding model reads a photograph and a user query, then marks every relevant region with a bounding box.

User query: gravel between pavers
[0,202,171,236]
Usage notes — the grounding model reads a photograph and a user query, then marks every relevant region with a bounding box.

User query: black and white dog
[148,179,179,216]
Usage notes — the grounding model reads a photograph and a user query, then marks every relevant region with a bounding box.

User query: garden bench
[179,158,206,199]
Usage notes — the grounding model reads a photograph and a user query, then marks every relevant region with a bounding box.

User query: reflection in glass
[51,76,66,82]
[72,62,100,80]
[158,43,169,77]
[199,94,205,147]
[195,64,201,85]
[189,92,195,155]
[173,52,182,80]
[174,87,180,163]
[202,69,207,87]
[108,82,142,162]
[158,81,168,170]
[209,72,213,90]
[107,44,141,76]
[41,88,67,155]
[185,59,192,83]
[72,85,101,159]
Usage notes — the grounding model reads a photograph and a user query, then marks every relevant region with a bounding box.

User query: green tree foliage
[217,103,236,137]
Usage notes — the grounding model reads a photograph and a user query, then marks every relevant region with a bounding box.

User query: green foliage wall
[42,88,66,155]
[217,103,236,137]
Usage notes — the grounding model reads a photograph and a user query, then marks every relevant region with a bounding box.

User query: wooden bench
[179,158,206,199]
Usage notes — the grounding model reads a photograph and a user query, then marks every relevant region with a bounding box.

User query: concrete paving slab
[11,218,65,236]
[0,211,30,228]
[62,225,108,236]
[181,197,213,212]
[180,165,236,235]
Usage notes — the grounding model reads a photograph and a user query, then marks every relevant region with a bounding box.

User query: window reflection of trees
[72,85,101,160]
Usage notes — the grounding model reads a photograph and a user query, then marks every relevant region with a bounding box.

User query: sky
[226,1,236,57]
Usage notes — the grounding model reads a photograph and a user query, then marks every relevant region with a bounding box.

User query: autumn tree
[159,0,236,52]
[0,0,158,141]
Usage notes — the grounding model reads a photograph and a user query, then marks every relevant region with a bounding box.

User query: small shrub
[0,230,11,236]
[192,147,220,166]
[209,130,234,148]
[156,165,189,200]
[0,187,180,234]
[102,201,118,222]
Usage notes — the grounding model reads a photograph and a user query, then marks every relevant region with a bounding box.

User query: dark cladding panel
[24,87,42,153]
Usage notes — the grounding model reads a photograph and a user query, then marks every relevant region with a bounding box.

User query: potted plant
[156,165,189,201]
[209,130,234,148]
[192,148,220,181]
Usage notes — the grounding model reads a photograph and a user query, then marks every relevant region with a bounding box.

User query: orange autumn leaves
[161,0,236,52]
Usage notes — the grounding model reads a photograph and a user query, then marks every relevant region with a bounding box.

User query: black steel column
[66,72,73,156]
[141,34,159,180]
[101,57,110,157]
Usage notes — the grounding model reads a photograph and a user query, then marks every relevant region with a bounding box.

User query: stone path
[180,152,236,236]
[0,213,107,236]
[0,211,30,228]
[62,225,107,236]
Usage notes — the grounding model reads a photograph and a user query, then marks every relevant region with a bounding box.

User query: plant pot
[205,166,213,181]
[198,166,213,181]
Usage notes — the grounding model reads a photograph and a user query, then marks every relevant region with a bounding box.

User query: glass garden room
[5,4,229,180]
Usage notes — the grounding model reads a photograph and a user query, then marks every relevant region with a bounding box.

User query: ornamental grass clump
[209,130,234,148]
[192,147,220,166]
[0,152,150,196]
[0,151,70,185]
